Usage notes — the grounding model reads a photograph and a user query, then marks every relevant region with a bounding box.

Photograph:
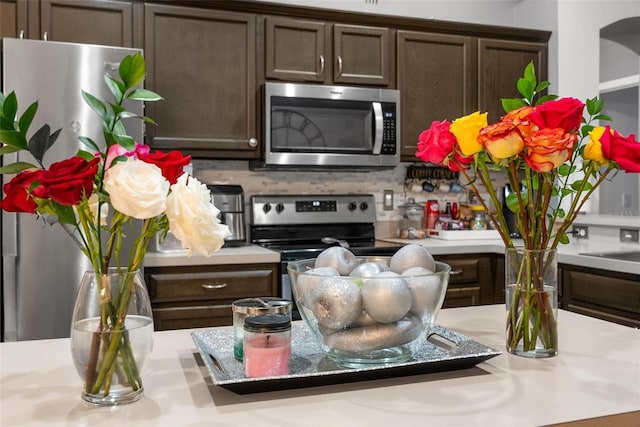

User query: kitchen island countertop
[1,305,638,427]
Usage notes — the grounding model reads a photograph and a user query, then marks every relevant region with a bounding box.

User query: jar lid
[232,297,291,315]
[244,314,291,333]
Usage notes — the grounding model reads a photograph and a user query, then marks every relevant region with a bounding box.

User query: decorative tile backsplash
[193,159,508,238]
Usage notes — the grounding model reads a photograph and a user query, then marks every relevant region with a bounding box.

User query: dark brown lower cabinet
[144,263,278,331]
[435,254,500,308]
[561,264,640,328]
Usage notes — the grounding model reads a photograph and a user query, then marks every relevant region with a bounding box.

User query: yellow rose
[584,126,608,166]
[449,111,488,156]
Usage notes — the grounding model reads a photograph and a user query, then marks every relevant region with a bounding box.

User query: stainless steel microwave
[257,82,400,170]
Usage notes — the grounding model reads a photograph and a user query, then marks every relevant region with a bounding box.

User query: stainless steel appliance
[249,194,402,319]
[1,38,143,341]
[254,82,400,170]
[209,184,246,247]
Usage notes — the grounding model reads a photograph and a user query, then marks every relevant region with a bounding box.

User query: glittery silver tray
[191,322,500,394]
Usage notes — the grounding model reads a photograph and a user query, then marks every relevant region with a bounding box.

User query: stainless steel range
[249,194,402,319]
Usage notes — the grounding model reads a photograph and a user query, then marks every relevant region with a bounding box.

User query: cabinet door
[265,16,328,83]
[40,0,133,47]
[478,38,547,123]
[397,31,476,161]
[0,0,27,38]
[333,24,392,86]
[144,4,258,158]
[435,254,494,307]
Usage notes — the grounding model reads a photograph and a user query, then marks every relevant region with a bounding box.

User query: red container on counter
[425,199,440,230]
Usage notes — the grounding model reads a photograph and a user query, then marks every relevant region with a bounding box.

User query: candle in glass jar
[243,314,291,378]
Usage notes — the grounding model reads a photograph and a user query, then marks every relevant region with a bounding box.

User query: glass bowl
[287,256,450,368]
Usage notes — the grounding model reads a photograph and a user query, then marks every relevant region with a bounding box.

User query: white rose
[88,193,109,226]
[166,174,231,256]
[104,159,169,219]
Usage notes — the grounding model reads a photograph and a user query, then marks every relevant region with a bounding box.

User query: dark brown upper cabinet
[478,38,547,123]
[40,0,133,47]
[1,0,132,47]
[265,16,392,86]
[143,4,258,159]
[397,31,476,160]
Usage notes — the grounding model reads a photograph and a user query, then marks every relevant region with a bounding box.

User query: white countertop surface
[1,305,639,427]
[143,243,281,267]
[379,235,640,275]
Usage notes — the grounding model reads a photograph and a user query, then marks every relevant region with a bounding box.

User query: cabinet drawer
[443,287,481,308]
[436,257,480,284]
[564,270,640,317]
[152,304,233,330]
[147,268,276,303]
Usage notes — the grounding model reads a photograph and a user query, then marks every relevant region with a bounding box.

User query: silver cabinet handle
[201,283,227,290]
[19,30,25,39]
[248,137,258,148]
[43,31,48,41]
[450,270,463,275]
[337,55,343,76]
[319,54,325,77]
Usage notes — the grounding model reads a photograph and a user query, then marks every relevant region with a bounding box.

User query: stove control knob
[263,203,271,214]
[276,203,285,213]
[360,202,369,211]
[348,202,357,211]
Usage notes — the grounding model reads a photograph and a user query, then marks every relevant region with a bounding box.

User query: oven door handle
[372,102,383,154]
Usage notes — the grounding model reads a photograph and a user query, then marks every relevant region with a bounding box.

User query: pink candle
[243,334,291,378]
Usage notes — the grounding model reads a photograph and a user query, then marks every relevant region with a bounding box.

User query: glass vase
[70,268,154,406]
[505,248,558,358]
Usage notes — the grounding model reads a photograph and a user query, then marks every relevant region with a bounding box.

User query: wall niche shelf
[599,74,640,94]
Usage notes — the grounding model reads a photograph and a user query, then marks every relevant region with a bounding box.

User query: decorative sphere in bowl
[287,245,450,368]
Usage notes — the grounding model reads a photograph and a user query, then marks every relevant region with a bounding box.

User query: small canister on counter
[243,314,291,378]
[232,297,292,361]
[425,199,440,230]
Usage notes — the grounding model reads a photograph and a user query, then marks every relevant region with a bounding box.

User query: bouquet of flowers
[0,53,230,400]
[416,63,640,356]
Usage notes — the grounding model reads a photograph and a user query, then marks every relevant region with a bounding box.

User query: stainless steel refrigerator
[1,38,143,341]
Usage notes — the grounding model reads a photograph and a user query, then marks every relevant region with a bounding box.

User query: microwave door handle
[372,102,383,154]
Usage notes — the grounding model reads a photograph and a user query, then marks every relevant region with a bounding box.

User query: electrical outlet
[572,225,588,239]
[383,190,393,211]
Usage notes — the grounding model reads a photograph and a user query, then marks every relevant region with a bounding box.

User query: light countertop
[1,305,638,426]
[143,243,280,267]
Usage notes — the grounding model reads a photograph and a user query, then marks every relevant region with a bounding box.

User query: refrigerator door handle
[3,210,19,341]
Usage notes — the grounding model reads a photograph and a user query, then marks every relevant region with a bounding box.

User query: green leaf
[53,203,77,225]
[112,133,135,149]
[141,116,158,126]
[506,192,521,213]
[79,136,101,152]
[82,91,108,122]
[2,92,18,124]
[555,207,566,218]
[27,124,52,163]
[535,81,550,92]
[536,94,559,105]
[502,98,527,113]
[0,145,22,156]
[558,164,573,176]
[558,233,570,244]
[104,74,125,103]
[561,187,574,197]
[18,101,38,135]
[593,114,611,122]
[586,97,604,115]
[75,149,95,161]
[0,161,38,174]
[523,62,536,81]
[0,129,28,149]
[127,89,163,101]
[517,78,535,99]
[119,53,146,89]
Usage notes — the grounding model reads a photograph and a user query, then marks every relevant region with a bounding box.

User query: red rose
[600,127,640,173]
[138,150,191,184]
[0,170,45,213]
[530,97,585,133]
[40,157,100,206]
[416,120,458,162]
